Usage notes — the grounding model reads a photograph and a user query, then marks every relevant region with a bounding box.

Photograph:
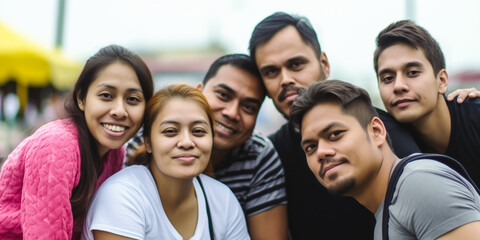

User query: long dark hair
[64,44,154,220]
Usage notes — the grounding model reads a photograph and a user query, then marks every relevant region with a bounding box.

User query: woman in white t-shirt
[83,83,250,240]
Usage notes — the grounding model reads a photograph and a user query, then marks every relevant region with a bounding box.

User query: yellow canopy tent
[0,22,82,115]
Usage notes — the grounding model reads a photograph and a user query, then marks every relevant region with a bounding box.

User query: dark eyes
[380,69,421,83]
[263,69,279,78]
[216,91,230,101]
[162,128,208,137]
[302,130,345,155]
[99,92,113,99]
[98,92,143,105]
[304,144,317,155]
[290,61,305,70]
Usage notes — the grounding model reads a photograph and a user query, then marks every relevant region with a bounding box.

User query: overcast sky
[1,0,479,96]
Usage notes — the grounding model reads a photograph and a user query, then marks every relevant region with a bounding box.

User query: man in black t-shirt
[374,20,480,186]
[248,12,421,240]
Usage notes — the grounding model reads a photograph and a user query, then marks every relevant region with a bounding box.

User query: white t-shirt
[82,165,250,240]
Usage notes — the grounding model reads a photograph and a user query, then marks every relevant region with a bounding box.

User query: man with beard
[290,79,480,239]
[248,12,420,239]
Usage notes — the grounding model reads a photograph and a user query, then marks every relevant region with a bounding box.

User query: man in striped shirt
[127,54,288,239]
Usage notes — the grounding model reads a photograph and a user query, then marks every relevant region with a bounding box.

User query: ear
[196,82,204,91]
[77,94,85,111]
[437,69,449,94]
[144,137,152,153]
[320,52,330,79]
[369,117,387,148]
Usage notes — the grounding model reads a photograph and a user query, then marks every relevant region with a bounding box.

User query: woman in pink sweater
[0,45,154,240]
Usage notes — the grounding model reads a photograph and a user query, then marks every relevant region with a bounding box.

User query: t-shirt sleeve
[246,138,287,216]
[85,180,146,240]
[392,162,480,240]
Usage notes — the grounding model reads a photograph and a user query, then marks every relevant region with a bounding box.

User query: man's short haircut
[248,12,322,65]
[290,80,392,147]
[202,54,265,95]
[374,20,446,76]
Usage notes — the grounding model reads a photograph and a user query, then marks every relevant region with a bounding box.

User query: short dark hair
[290,80,392,147]
[202,53,265,96]
[248,12,322,65]
[374,20,446,76]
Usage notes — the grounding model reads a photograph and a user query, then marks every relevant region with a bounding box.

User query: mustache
[319,157,348,176]
[278,85,304,102]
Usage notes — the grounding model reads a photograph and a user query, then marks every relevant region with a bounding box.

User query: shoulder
[395,159,479,203]
[91,166,154,208]
[100,165,150,188]
[389,158,480,239]
[243,131,276,153]
[447,96,480,113]
[27,118,79,150]
[197,174,237,200]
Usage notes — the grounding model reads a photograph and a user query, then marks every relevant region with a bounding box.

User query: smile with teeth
[216,122,234,134]
[103,123,126,132]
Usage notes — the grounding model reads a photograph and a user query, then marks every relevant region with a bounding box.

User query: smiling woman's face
[78,62,145,158]
[146,97,213,181]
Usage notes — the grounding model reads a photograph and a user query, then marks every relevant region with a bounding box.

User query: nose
[393,75,409,94]
[316,140,336,162]
[280,69,295,87]
[177,131,195,149]
[222,100,240,122]
[110,99,128,119]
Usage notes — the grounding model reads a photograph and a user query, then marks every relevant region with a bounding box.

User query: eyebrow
[96,83,143,93]
[215,83,262,106]
[259,55,308,74]
[160,120,209,126]
[300,122,342,146]
[378,61,424,77]
[285,55,308,66]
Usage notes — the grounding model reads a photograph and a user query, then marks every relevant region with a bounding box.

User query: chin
[326,178,355,196]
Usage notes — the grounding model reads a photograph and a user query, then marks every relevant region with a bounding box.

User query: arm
[22,126,80,239]
[447,87,480,103]
[436,221,480,240]
[248,205,288,240]
[94,230,136,240]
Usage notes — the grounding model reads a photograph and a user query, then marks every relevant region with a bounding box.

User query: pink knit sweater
[0,118,124,239]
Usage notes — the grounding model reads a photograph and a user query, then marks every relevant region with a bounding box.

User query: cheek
[264,82,278,97]
[306,156,319,173]
[130,106,146,124]
[242,116,257,131]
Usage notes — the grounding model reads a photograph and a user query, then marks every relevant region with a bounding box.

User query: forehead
[377,43,431,70]
[255,25,318,67]
[91,62,140,86]
[301,102,358,135]
[155,98,209,123]
[204,64,264,98]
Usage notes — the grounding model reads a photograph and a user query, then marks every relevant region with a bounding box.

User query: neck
[354,147,399,213]
[410,96,451,153]
[210,147,230,168]
[149,163,196,209]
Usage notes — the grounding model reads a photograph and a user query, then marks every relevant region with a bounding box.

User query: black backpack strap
[382,153,480,240]
[197,176,215,240]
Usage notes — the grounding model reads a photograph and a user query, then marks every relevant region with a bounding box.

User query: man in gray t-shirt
[374,160,480,239]
[290,79,480,239]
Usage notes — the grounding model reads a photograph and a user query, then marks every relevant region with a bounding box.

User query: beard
[324,172,356,196]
